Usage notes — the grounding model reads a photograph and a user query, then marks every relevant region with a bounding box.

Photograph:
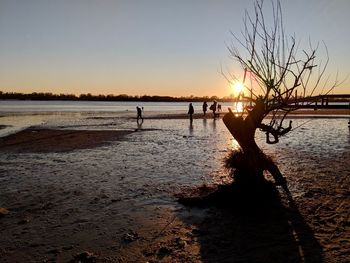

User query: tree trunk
[223,102,287,189]
[223,110,264,182]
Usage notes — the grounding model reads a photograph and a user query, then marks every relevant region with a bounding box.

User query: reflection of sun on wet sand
[0,112,349,262]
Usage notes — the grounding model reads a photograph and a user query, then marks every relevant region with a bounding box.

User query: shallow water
[0,100,236,113]
[1,112,349,261]
[261,118,350,196]
[1,114,349,200]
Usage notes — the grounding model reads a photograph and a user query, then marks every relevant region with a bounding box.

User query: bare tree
[222,0,337,188]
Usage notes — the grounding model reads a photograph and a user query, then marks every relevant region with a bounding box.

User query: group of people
[136,101,222,124]
[188,101,222,122]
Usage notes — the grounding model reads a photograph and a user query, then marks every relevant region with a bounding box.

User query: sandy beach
[0,110,349,262]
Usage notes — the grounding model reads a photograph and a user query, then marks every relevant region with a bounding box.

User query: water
[0,100,234,113]
[0,99,349,137]
[0,100,235,137]
[1,100,348,113]
[1,115,349,203]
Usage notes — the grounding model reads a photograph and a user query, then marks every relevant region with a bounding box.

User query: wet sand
[0,113,349,262]
[0,129,133,153]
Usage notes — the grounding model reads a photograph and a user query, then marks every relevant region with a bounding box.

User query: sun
[232,82,244,95]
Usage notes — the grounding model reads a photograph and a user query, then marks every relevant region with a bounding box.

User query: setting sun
[233,82,244,95]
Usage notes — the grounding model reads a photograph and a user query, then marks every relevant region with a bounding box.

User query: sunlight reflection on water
[232,101,244,114]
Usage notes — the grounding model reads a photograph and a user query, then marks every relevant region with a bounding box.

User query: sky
[0,0,349,97]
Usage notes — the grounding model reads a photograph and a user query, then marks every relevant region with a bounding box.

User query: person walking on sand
[136,106,143,123]
[188,103,194,123]
[202,101,208,116]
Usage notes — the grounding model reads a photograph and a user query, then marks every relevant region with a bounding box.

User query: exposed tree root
[178,150,289,208]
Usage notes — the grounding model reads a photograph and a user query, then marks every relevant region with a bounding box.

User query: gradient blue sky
[0,0,349,97]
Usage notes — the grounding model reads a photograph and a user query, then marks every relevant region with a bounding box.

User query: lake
[0,100,235,113]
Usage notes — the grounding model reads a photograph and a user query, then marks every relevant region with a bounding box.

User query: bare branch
[223,0,339,145]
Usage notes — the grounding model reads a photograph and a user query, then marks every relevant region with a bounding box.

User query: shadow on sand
[178,179,323,262]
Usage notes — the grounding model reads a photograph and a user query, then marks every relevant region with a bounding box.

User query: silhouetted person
[209,101,217,118]
[202,101,208,116]
[218,104,222,112]
[188,103,194,123]
[136,106,143,123]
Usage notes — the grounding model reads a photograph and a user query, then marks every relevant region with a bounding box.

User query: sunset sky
[0,0,349,97]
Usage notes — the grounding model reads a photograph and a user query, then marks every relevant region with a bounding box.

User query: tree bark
[223,109,264,181]
[223,102,287,189]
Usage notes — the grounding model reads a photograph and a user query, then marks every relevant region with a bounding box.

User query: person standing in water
[188,103,194,123]
[202,101,208,116]
[136,106,143,123]
[210,101,217,118]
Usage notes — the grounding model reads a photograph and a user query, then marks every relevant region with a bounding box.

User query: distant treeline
[0,91,236,102]
[1,91,349,103]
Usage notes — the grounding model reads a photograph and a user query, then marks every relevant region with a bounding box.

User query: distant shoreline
[0,93,233,102]
[1,92,350,104]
